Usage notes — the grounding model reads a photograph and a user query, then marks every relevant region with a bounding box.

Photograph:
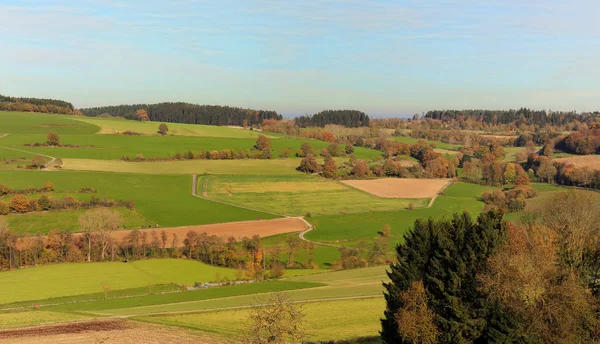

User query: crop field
[71,116,274,138]
[6,207,153,234]
[137,297,384,342]
[199,175,429,216]
[555,155,600,170]
[341,178,451,198]
[391,135,461,150]
[305,182,494,243]
[0,170,276,227]
[0,111,99,135]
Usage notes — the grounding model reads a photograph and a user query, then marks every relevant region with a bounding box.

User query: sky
[1,0,599,117]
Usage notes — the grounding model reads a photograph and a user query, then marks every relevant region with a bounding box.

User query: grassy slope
[201,174,428,216]
[306,182,494,243]
[0,259,239,304]
[391,135,461,150]
[0,170,277,227]
[0,111,99,135]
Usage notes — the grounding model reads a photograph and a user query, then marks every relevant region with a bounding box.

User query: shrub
[0,201,9,215]
[31,155,46,169]
[43,181,55,192]
[10,194,31,213]
[158,123,169,135]
[46,131,60,146]
[36,195,52,211]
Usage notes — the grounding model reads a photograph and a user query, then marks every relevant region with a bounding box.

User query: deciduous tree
[136,109,149,121]
[158,123,169,135]
[46,131,60,146]
[244,293,305,344]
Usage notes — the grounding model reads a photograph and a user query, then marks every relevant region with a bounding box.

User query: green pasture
[0,259,240,304]
[0,310,90,329]
[0,133,381,161]
[0,170,277,227]
[0,111,98,135]
[391,135,461,150]
[136,297,384,342]
[72,116,274,138]
[200,174,428,216]
[306,182,494,243]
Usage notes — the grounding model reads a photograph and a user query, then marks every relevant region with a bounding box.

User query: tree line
[0,94,76,115]
[424,108,599,126]
[79,102,282,126]
[294,110,370,128]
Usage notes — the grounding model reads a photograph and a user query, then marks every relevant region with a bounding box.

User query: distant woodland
[80,102,282,126]
[295,110,369,128]
[425,108,599,126]
[0,94,75,115]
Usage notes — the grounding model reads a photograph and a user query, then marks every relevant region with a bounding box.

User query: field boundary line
[426,179,454,208]
[297,218,344,249]
[0,134,56,169]
[191,175,284,218]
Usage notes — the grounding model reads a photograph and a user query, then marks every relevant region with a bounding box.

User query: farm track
[0,133,56,169]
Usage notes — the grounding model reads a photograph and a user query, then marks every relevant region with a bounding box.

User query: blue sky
[1,0,599,116]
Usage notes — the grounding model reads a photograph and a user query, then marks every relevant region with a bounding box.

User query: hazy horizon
[2,1,599,115]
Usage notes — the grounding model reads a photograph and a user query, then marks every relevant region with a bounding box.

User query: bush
[0,201,9,215]
[43,181,55,192]
[10,194,31,213]
[46,131,60,146]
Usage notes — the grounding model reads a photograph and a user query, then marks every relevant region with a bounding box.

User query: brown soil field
[342,178,451,198]
[18,218,307,249]
[555,155,600,170]
[0,319,224,344]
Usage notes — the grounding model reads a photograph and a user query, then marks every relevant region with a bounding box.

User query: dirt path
[0,134,56,169]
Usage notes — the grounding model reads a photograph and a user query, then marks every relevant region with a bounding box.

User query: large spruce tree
[381,211,511,343]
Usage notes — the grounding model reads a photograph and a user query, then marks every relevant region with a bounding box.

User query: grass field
[200,175,428,216]
[0,259,240,304]
[0,311,90,330]
[0,170,277,227]
[72,116,276,138]
[136,297,384,342]
[0,111,99,135]
[306,182,494,244]
[391,135,461,150]
[5,207,153,234]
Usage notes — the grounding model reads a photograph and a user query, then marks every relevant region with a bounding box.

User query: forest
[0,94,75,115]
[80,102,282,126]
[425,108,599,126]
[294,110,370,128]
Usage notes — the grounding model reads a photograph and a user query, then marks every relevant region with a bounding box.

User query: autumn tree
[43,181,55,192]
[381,224,392,237]
[46,131,60,146]
[54,158,63,169]
[31,155,46,169]
[158,123,169,135]
[9,194,30,213]
[321,131,335,143]
[503,163,516,184]
[296,142,313,157]
[352,160,369,178]
[79,208,122,261]
[322,157,338,179]
[395,281,439,344]
[136,109,149,121]
[297,154,320,174]
[244,293,305,344]
[256,135,272,151]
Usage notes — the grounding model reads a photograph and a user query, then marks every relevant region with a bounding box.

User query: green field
[0,170,277,227]
[0,259,240,304]
[200,174,428,216]
[136,297,384,342]
[391,135,461,150]
[306,182,494,244]
[0,111,99,135]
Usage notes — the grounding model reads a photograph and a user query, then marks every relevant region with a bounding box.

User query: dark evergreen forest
[425,108,599,125]
[80,102,282,126]
[294,110,370,128]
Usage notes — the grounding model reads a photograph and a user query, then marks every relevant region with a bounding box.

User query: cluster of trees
[463,158,531,186]
[382,194,600,343]
[424,108,598,126]
[80,103,281,126]
[0,193,133,216]
[482,184,537,213]
[524,154,600,189]
[555,123,600,155]
[0,94,76,115]
[295,110,369,128]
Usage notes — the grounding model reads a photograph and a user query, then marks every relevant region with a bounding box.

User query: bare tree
[244,293,305,344]
[79,208,121,261]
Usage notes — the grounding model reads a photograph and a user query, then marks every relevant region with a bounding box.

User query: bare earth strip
[103,218,305,248]
[0,319,224,344]
[555,155,600,170]
[341,178,451,198]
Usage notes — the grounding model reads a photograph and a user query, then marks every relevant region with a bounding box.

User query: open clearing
[201,175,429,216]
[555,155,600,170]
[342,178,451,198]
[108,218,306,247]
[0,319,223,344]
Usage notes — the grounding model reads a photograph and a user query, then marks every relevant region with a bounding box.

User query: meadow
[200,174,428,216]
[0,170,277,228]
[305,182,494,244]
[391,135,462,150]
